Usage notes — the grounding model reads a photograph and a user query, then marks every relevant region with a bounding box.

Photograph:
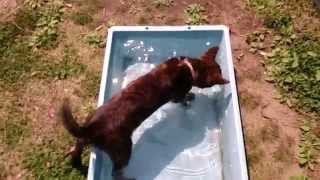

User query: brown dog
[60,47,228,178]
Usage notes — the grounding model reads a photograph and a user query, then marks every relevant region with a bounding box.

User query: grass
[248,0,320,178]
[83,31,104,47]
[153,0,174,8]
[0,22,22,54]
[1,105,32,148]
[0,99,32,178]
[0,34,85,89]
[24,0,44,9]
[14,5,40,30]
[266,35,320,114]
[0,1,100,179]
[23,133,89,180]
[41,47,86,80]
[0,6,86,87]
[246,30,268,53]
[247,0,320,114]
[28,0,64,49]
[70,11,93,26]
[184,4,208,25]
[80,70,101,98]
[0,36,40,88]
[298,119,320,170]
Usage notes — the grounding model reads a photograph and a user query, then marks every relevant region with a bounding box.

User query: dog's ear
[209,67,229,85]
[201,47,219,64]
[215,76,229,84]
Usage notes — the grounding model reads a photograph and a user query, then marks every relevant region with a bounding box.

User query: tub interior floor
[123,63,223,180]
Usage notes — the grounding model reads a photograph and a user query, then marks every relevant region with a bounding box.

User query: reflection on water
[123,39,155,63]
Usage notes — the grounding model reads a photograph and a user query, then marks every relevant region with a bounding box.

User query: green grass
[23,133,89,180]
[248,1,320,178]
[83,31,104,47]
[0,2,78,89]
[264,10,292,30]
[15,5,41,31]
[0,105,32,148]
[24,0,45,9]
[266,35,320,114]
[246,30,268,54]
[298,119,320,170]
[184,4,208,25]
[0,33,85,88]
[0,23,21,54]
[40,47,86,80]
[70,12,93,25]
[28,0,64,49]
[80,70,101,98]
[248,0,320,115]
[0,35,41,88]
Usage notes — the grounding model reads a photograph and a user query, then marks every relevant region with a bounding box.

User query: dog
[60,47,229,179]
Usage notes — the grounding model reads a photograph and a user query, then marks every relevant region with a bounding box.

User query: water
[104,30,223,100]
[119,61,224,180]
[99,31,225,179]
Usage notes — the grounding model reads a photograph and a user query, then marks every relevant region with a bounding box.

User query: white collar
[182,59,197,82]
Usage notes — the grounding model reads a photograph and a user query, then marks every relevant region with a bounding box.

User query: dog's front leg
[171,92,195,106]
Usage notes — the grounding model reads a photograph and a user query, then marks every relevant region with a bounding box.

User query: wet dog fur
[60,47,228,179]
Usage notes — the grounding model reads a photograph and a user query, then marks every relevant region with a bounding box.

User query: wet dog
[60,47,228,179]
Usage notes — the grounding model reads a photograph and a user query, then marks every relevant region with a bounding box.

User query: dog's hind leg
[66,138,88,167]
[111,138,135,180]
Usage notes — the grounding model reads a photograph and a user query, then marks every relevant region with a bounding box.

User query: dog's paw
[181,92,195,106]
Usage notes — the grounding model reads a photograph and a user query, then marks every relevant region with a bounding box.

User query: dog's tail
[60,99,85,138]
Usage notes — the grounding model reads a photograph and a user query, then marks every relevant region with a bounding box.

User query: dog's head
[192,47,229,88]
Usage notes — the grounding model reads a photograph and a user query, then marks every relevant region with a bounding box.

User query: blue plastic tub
[88,26,248,180]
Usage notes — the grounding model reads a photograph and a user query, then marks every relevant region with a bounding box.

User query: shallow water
[96,34,226,179]
[104,30,223,100]
[119,61,224,180]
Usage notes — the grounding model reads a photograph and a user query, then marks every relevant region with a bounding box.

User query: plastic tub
[88,26,248,180]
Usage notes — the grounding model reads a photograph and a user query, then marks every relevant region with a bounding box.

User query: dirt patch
[0,0,17,22]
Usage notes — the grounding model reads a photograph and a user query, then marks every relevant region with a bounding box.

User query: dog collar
[182,58,197,82]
